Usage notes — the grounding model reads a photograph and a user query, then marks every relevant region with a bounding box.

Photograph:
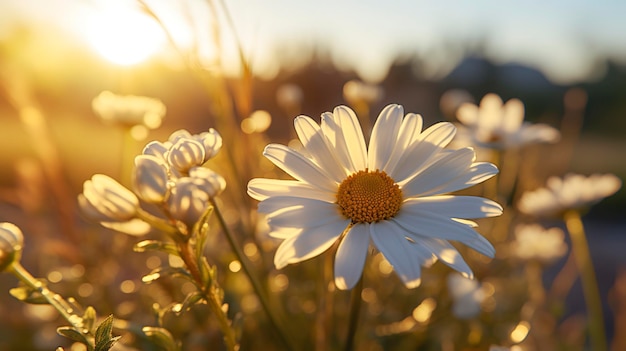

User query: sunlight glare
[85,5,166,66]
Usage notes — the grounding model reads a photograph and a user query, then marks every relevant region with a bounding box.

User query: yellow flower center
[336,169,403,223]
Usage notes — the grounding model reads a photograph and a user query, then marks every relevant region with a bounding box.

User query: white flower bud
[0,222,24,271]
[133,155,170,203]
[79,174,139,222]
[167,177,210,228]
[195,128,222,161]
[189,166,226,197]
[142,141,170,160]
[167,167,225,228]
[167,139,206,173]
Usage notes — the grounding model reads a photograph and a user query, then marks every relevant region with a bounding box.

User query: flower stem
[177,235,238,351]
[344,276,364,351]
[209,198,294,351]
[563,210,607,351]
[9,263,82,330]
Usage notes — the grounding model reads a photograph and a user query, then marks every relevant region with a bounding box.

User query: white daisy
[518,173,622,218]
[510,224,567,262]
[248,104,502,290]
[455,93,560,149]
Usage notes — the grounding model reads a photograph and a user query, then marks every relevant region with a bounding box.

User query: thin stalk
[209,198,294,351]
[563,210,607,351]
[344,276,364,351]
[177,235,238,351]
[9,263,82,330]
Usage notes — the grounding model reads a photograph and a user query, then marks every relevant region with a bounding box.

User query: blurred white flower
[0,222,24,271]
[79,174,139,222]
[447,273,486,319]
[248,104,501,290]
[92,91,166,139]
[276,83,303,113]
[455,93,560,149]
[133,155,169,203]
[518,173,622,218]
[511,224,567,262]
[343,80,384,107]
[168,167,225,228]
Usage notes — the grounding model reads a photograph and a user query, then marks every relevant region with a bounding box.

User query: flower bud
[133,155,170,203]
[194,128,222,161]
[79,174,139,222]
[142,140,170,160]
[189,166,226,197]
[167,177,210,229]
[0,222,24,271]
[167,139,206,173]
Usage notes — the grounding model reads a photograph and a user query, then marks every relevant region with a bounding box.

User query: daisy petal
[402,196,503,219]
[390,122,457,182]
[368,104,403,170]
[263,144,338,192]
[247,178,336,202]
[393,212,495,258]
[265,199,343,229]
[418,162,499,196]
[322,106,367,173]
[370,220,430,288]
[274,219,347,269]
[382,113,423,173]
[401,147,476,196]
[334,224,370,290]
[421,238,474,279]
[501,98,524,133]
[294,115,348,182]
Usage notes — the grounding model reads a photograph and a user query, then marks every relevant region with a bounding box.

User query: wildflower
[248,104,501,289]
[143,129,222,173]
[92,91,166,139]
[133,155,169,203]
[511,224,567,262]
[518,173,622,218]
[0,222,24,272]
[168,167,225,228]
[78,175,151,236]
[447,273,486,319]
[79,174,139,222]
[455,93,560,149]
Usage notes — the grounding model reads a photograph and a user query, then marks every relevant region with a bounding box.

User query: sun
[85,6,166,66]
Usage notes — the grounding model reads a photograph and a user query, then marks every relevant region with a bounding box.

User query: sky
[2,0,626,84]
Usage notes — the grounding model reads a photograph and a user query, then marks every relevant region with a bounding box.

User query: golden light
[84,5,166,66]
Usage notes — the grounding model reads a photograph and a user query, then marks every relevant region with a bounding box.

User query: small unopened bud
[167,139,206,173]
[0,222,24,272]
[133,155,169,203]
[167,167,226,228]
[79,174,139,222]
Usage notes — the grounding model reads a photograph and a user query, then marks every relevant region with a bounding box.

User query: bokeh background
[1,0,625,350]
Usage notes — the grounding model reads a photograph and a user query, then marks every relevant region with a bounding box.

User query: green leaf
[95,336,121,351]
[142,326,179,351]
[57,326,92,350]
[82,306,97,334]
[134,240,180,256]
[176,292,204,315]
[141,267,193,284]
[9,285,48,304]
[94,315,114,348]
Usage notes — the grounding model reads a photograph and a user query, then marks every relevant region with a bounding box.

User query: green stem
[209,197,294,351]
[9,263,82,330]
[177,236,238,351]
[344,276,364,351]
[563,210,607,351]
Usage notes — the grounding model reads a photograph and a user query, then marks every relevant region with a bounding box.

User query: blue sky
[3,0,626,84]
